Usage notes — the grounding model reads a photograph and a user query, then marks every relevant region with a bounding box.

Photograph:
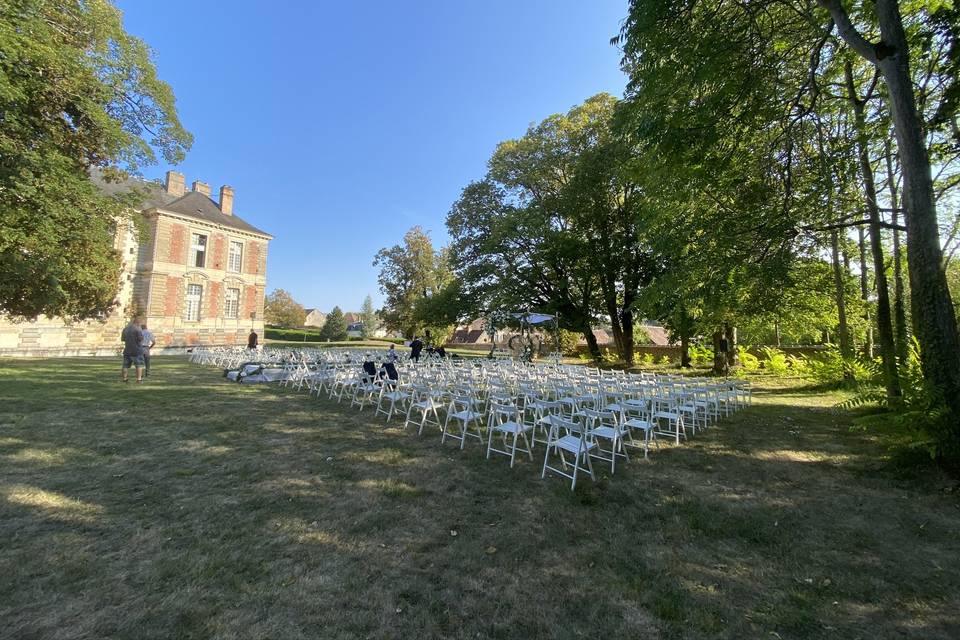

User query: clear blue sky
[115,1,629,312]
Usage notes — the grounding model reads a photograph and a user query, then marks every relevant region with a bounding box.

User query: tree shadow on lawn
[2,358,959,639]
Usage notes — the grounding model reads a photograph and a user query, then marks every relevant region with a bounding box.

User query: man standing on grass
[120,317,145,383]
[248,328,258,350]
[410,335,423,362]
[140,322,156,378]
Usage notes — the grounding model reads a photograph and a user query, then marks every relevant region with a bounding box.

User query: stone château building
[0,170,272,356]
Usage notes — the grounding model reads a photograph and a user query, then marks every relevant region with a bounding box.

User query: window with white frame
[228,240,243,273]
[185,284,202,321]
[190,233,207,268]
[225,287,240,319]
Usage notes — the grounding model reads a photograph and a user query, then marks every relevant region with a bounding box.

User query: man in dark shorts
[121,318,145,383]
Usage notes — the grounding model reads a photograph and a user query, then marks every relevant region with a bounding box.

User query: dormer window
[190,233,207,268]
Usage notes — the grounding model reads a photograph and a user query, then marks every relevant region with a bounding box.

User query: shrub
[600,348,619,364]
[738,345,760,371]
[640,353,656,366]
[843,338,958,462]
[657,354,672,365]
[688,344,714,366]
[265,326,324,342]
[556,329,582,355]
[793,348,880,387]
[759,347,789,375]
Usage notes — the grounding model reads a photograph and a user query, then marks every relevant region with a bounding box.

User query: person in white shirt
[140,323,156,378]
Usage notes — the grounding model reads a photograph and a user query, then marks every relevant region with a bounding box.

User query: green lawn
[1,358,958,639]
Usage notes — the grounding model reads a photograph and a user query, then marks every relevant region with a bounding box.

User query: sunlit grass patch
[0,357,958,639]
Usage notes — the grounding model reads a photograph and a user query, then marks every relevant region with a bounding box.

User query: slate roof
[160,191,271,238]
[90,168,272,238]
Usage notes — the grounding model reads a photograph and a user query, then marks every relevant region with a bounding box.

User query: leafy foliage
[792,349,881,388]
[845,339,958,461]
[264,289,306,328]
[556,329,581,356]
[320,306,348,342]
[0,0,191,319]
[758,347,790,375]
[688,344,714,367]
[737,346,760,372]
[360,295,376,339]
[374,227,450,339]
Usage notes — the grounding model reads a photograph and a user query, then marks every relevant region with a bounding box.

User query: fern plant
[844,338,957,461]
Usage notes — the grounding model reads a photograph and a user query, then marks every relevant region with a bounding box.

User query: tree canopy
[0,0,192,319]
[320,306,348,342]
[373,226,450,339]
[264,289,306,328]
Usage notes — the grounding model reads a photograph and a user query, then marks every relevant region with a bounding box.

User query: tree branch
[804,218,906,232]
[816,0,878,64]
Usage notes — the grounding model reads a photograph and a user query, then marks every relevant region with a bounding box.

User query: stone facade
[0,171,272,356]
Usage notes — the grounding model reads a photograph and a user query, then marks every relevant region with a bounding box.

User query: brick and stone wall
[0,209,270,357]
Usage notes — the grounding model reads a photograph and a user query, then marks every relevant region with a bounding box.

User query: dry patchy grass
[0,357,958,639]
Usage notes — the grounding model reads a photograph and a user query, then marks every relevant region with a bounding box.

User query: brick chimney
[191,180,211,197]
[219,185,234,216]
[164,170,185,197]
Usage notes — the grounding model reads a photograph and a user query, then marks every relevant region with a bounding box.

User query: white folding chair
[442,395,484,449]
[376,380,410,422]
[350,374,381,411]
[486,402,534,467]
[580,408,630,473]
[404,385,444,435]
[541,415,597,490]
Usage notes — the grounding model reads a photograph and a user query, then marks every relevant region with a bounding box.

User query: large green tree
[264,289,306,328]
[373,226,448,339]
[360,295,376,339]
[617,0,960,451]
[0,0,191,319]
[449,94,658,362]
[320,306,348,342]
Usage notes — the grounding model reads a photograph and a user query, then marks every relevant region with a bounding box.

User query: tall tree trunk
[608,306,625,360]
[884,138,910,367]
[775,320,782,347]
[712,329,729,375]
[858,227,875,358]
[620,307,636,366]
[582,324,600,361]
[678,305,693,368]
[724,323,739,369]
[830,229,853,359]
[845,61,901,401]
[824,0,960,435]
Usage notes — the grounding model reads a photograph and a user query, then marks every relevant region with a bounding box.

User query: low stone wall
[0,345,203,358]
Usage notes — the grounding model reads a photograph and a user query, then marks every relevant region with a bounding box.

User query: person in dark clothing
[410,336,424,362]
[381,361,400,382]
[362,354,378,380]
[247,329,259,350]
[120,318,145,383]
